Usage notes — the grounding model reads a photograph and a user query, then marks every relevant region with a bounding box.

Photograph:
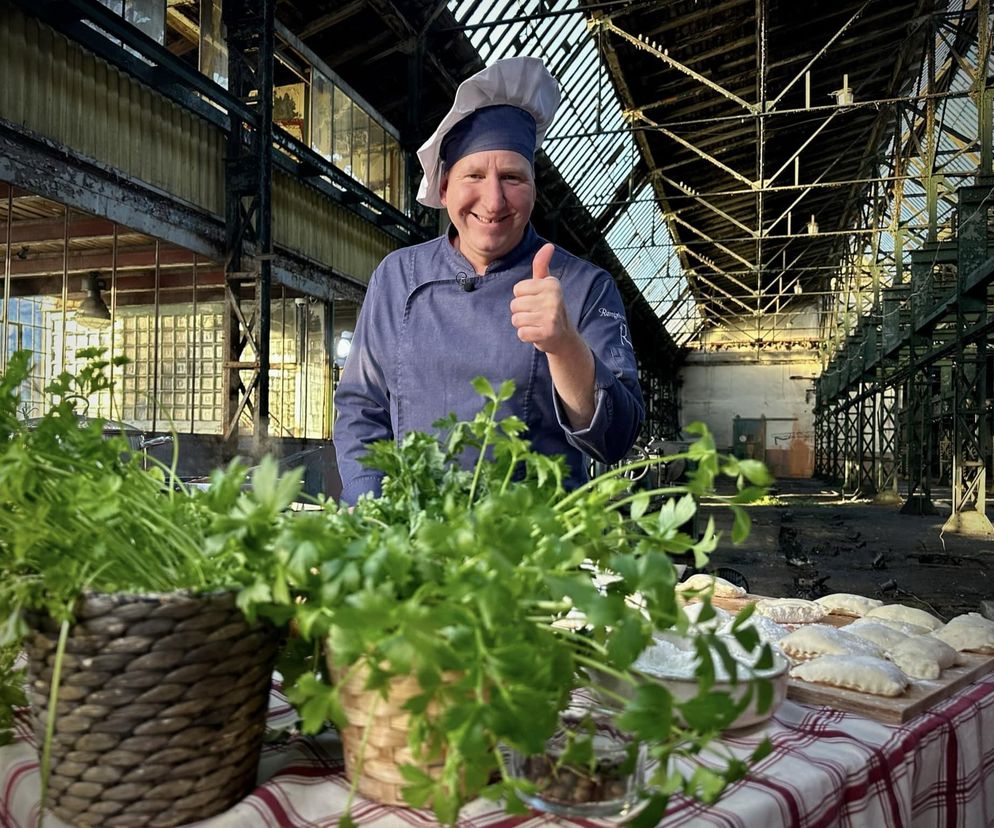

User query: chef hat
[440,105,536,169]
[416,56,561,208]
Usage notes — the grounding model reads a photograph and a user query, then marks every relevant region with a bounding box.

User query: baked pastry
[780,624,885,660]
[814,593,883,617]
[864,604,943,632]
[844,620,910,651]
[931,612,994,654]
[676,573,746,598]
[790,655,908,697]
[854,615,931,637]
[887,635,959,680]
[755,597,826,625]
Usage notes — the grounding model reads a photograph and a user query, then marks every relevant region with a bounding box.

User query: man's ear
[439,171,449,206]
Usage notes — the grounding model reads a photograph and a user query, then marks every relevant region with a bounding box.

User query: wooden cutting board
[706,594,994,724]
[786,652,994,723]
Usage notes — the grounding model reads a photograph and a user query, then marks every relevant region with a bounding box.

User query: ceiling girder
[592,17,757,115]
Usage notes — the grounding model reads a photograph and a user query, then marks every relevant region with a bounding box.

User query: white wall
[679,351,821,477]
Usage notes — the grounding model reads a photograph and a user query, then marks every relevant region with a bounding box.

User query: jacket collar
[441,223,542,277]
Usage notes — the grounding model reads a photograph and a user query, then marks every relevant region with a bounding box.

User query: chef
[333,56,645,504]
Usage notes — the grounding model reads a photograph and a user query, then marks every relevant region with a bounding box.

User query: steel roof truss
[593,17,758,116]
[681,253,757,313]
[767,0,872,112]
[670,214,757,275]
[654,172,755,237]
[637,114,758,189]
[765,109,842,188]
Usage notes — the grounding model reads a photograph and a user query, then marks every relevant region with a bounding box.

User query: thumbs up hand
[513,243,596,429]
[511,243,576,354]
[530,241,554,279]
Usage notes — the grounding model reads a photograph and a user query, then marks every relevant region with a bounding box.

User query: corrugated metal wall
[0,3,397,288]
[273,171,394,286]
[1,5,223,216]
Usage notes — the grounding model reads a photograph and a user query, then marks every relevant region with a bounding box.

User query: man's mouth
[471,213,508,225]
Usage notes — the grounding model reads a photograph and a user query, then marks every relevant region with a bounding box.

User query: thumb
[532,243,555,279]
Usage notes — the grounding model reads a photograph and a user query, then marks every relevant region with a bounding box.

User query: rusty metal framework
[437,0,990,363]
[814,0,993,535]
[222,0,275,455]
[576,0,942,352]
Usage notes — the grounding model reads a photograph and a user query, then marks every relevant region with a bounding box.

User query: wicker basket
[24,590,279,828]
[330,661,454,807]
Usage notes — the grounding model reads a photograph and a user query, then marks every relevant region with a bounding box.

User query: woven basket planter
[329,661,456,807]
[24,590,279,828]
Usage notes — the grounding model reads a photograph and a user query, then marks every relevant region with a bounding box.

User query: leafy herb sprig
[0,348,304,643]
[246,377,775,826]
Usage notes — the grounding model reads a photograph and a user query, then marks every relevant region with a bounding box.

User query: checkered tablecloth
[3,675,993,827]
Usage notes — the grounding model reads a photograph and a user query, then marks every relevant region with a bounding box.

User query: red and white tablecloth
[3,675,993,827]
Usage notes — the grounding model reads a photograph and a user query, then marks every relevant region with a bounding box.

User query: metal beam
[680,259,757,315]
[223,0,275,456]
[767,0,872,111]
[594,17,758,115]
[670,215,756,277]
[655,173,756,237]
[635,114,757,189]
[0,120,225,259]
[298,0,367,39]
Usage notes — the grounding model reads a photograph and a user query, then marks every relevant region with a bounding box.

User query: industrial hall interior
[1,0,993,617]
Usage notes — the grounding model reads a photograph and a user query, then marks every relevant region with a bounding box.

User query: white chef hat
[416,56,561,208]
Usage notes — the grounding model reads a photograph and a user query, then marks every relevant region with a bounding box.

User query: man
[334,56,644,505]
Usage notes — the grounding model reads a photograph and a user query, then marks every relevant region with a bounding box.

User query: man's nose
[481,174,505,210]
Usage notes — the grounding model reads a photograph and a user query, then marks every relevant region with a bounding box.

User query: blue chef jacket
[333,224,645,505]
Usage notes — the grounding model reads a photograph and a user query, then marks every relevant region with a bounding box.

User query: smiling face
[440,149,536,274]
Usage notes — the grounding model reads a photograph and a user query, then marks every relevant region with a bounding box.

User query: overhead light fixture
[806,214,819,235]
[794,281,803,295]
[831,74,854,107]
[334,330,353,367]
[76,272,112,327]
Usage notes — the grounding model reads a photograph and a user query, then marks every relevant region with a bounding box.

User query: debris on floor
[698,478,993,622]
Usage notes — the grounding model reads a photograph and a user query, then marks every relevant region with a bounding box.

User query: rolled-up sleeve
[333,266,391,505]
[553,271,644,464]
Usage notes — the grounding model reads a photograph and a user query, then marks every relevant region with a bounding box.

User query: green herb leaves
[250,377,774,824]
[0,347,303,647]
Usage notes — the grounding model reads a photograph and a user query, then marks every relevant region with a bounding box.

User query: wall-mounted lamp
[334,330,353,368]
[76,272,112,327]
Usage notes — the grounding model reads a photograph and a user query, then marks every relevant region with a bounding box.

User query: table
[3,675,994,827]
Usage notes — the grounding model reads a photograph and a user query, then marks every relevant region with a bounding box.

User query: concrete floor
[698,477,994,622]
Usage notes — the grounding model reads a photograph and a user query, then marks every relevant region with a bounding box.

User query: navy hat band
[440,105,537,168]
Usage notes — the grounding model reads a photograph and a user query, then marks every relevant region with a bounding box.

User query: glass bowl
[509,708,645,818]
